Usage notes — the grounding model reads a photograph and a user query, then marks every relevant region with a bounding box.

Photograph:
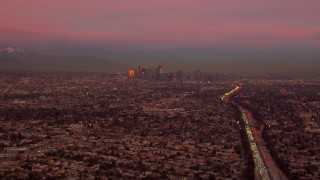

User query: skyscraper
[128,69,135,78]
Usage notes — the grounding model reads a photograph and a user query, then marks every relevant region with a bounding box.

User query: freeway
[2,88,10,94]
[222,86,288,180]
[1,85,12,94]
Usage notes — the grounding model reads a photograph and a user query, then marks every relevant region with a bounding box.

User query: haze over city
[1,0,320,73]
[1,1,320,180]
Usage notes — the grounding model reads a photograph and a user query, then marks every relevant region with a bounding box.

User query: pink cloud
[1,0,320,48]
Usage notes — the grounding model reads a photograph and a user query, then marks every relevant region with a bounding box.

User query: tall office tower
[168,72,174,82]
[138,66,143,76]
[207,73,213,82]
[141,67,147,78]
[148,63,154,80]
[194,70,202,82]
[184,73,192,82]
[201,72,208,82]
[176,69,183,82]
[128,69,135,78]
[155,65,163,81]
[158,65,163,75]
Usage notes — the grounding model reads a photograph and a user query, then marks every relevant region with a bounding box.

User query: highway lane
[240,108,270,180]
[222,86,288,180]
[244,110,288,180]
[1,85,12,94]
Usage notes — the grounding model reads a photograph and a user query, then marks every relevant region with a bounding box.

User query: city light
[222,86,288,180]
[128,69,135,78]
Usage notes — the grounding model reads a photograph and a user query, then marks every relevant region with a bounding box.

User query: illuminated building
[158,65,163,74]
[128,69,135,78]
[155,65,163,81]
[138,66,143,75]
[176,70,183,82]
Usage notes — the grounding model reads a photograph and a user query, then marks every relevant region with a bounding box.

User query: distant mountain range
[0,47,26,54]
[0,47,124,72]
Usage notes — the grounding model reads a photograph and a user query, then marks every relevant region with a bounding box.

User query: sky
[1,0,320,73]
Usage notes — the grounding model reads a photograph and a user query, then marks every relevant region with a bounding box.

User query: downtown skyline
[1,2,320,178]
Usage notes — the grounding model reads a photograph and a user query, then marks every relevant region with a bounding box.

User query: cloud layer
[1,1,319,46]
[1,0,320,72]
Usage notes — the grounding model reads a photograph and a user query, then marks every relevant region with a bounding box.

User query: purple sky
[1,0,320,72]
